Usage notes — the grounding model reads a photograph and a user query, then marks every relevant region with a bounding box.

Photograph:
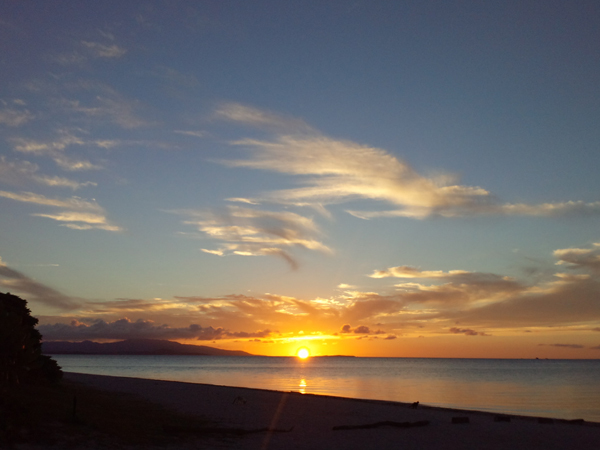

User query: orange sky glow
[2,2,600,360]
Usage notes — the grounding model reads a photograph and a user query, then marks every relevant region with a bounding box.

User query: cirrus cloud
[0,106,34,126]
[218,104,600,220]
[0,190,122,231]
[81,40,127,58]
[0,256,80,310]
[0,157,96,189]
[174,205,331,269]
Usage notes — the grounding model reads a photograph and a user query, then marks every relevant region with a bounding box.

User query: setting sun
[297,347,310,359]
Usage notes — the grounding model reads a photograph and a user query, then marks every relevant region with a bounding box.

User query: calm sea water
[52,355,600,422]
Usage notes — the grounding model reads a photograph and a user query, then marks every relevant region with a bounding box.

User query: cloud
[498,202,600,217]
[446,273,600,328]
[32,212,118,230]
[0,190,122,231]
[0,256,80,310]
[11,134,103,171]
[64,93,148,129]
[0,156,96,189]
[449,327,490,336]
[218,106,600,220]
[340,293,405,323]
[175,205,331,269]
[0,107,34,126]
[81,41,127,58]
[30,239,600,337]
[384,335,397,340]
[362,243,600,331]
[169,293,341,333]
[163,243,600,334]
[216,102,313,133]
[554,243,600,272]
[227,329,272,339]
[339,323,386,335]
[40,81,151,129]
[174,130,205,137]
[151,66,199,88]
[0,190,102,209]
[370,266,472,279]
[539,343,584,349]
[53,33,126,65]
[436,243,600,328]
[370,266,525,306]
[38,317,271,341]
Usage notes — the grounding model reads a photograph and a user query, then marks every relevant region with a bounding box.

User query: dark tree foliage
[0,292,62,385]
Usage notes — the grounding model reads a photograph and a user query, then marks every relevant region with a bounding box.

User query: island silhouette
[42,338,253,356]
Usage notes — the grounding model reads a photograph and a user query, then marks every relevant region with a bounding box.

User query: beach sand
[63,372,600,450]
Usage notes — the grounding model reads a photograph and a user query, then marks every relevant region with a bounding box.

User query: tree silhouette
[0,292,62,385]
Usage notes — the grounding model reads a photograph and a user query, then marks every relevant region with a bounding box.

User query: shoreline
[64,372,600,449]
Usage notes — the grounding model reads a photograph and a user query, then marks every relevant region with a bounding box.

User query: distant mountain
[42,338,253,356]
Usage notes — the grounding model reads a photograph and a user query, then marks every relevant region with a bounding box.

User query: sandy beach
[61,372,600,450]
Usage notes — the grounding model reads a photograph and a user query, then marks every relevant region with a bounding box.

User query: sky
[1,0,600,358]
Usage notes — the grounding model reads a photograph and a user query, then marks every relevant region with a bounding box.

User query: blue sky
[1,1,600,357]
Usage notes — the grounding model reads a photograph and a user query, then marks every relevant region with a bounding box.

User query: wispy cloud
[539,343,584,349]
[0,256,80,310]
[81,41,127,58]
[174,130,205,137]
[63,91,149,129]
[218,104,600,220]
[0,190,102,209]
[53,32,126,65]
[554,243,600,272]
[0,190,122,231]
[175,205,331,269]
[0,156,96,189]
[151,66,199,88]
[370,266,472,279]
[30,80,151,129]
[216,103,313,133]
[11,133,103,171]
[0,106,34,126]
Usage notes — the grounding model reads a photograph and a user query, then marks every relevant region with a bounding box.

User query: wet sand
[64,372,600,449]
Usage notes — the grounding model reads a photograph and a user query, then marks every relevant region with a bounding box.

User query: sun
[296,347,310,359]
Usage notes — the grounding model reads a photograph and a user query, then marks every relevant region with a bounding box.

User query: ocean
[52,355,600,423]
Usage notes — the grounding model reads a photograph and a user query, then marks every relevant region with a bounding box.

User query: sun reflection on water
[299,378,307,394]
